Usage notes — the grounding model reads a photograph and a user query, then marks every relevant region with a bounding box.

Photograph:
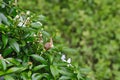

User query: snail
[44,38,54,50]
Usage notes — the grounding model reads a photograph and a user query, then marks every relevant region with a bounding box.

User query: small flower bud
[15,15,19,19]
[14,15,19,20]
[28,62,32,65]
[26,11,30,15]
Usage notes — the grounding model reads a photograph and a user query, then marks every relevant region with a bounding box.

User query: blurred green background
[18,0,120,80]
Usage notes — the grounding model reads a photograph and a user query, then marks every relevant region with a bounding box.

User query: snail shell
[44,38,53,50]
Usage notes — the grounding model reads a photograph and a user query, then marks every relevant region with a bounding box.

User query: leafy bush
[0,0,89,80]
[18,0,120,80]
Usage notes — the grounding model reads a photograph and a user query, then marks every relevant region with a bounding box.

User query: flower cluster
[61,54,72,67]
[14,11,43,28]
[14,11,32,27]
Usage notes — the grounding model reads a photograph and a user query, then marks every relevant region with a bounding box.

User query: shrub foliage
[0,0,88,80]
[19,0,120,80]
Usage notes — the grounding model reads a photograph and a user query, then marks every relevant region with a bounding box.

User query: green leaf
[3,47,13,57]
[42,31,50,37]
[62,47,77,54]
[41,73,50,79]
[50,65,59,78]
[59,76,71,80]
[9,39,20,53]
[31,22,42,29]
[33,65,47,72]
[0,13,9,25]
[2,35,8,48]
[4,75,15,80]
[6,67,20,73]
[58,69,74,77]
[0,71,5,76]
[6,67,27,74]
[21,72,29,80]
[54,62,68,67]
[32,73,42,80]
[6,58,20,66]
[47,54,54,64]
[0,59,7,71]
[28,71,32,77]
[31,54,47,64]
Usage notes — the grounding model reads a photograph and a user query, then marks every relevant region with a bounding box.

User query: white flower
[18,22,25,27]
[16,15,19,18]
[24,17,30,25]
[18,22,23,26]
[26,17,30,20]
[39,33,42,37]
[67,58,71,63]
[67,58,72,67]
[26,11,30,15]
[39,40,43,43]
[61,54,66,62]
[14,15,19,20]
[33,34,37,37]
[61,54,72,67]
[27,41,30,43]
[19,16,24,21]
